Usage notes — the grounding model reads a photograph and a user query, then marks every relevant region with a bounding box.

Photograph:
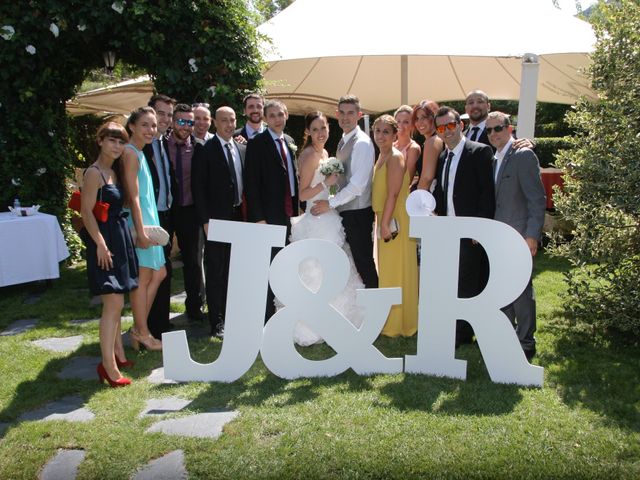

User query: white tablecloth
[0,211,70,287]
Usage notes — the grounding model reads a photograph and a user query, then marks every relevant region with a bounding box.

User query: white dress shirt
[444,136,467,216]
[268,128,296,197]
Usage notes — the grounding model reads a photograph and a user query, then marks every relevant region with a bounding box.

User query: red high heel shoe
[116,357,135,369]
[97,363,131,388]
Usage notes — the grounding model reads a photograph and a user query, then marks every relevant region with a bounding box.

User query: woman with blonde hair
[81,121,138,387]
[371,115,418,337]
[393,105,421,189]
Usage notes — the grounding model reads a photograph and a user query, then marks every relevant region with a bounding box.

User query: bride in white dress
[281,111,364,346]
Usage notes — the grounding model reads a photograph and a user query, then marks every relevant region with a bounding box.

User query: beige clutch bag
[130,225,170,246]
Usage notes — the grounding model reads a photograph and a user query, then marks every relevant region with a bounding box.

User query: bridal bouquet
[320,157,344,176]
[320,157,344,195]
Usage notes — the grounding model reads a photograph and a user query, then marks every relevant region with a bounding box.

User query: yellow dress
[372,161,419,337]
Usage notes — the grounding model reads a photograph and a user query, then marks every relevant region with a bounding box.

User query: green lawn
[0,253,638,479]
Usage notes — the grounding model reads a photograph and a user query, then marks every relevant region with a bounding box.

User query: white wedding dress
[276,164,365,346]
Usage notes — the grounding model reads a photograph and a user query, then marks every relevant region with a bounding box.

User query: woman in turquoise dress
[123,106,166,351]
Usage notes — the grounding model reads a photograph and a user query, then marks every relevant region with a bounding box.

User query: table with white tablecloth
[0,211,70,287]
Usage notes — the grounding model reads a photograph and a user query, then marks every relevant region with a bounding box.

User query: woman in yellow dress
[372,115,419,337]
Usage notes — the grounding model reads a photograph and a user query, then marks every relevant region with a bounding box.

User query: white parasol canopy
[259,0,596,121]
[66,76,153,116]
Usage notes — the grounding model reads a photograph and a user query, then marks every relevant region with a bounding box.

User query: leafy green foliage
[534,137,572,168]
[551,0,640,339]
[0,0,263,256]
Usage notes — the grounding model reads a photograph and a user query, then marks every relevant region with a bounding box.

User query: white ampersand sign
[261,239,403,379]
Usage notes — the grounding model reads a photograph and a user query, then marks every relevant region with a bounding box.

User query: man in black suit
[165,104,206,322]
[143,93,176,339]
[432,106,495,346]
[244,99,298,321]
[464,90,492,147]
[192,106,246,337]
[233,93,266,142]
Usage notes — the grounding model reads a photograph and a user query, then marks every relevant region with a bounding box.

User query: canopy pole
[401,55,408,105]
[516,53,539,140]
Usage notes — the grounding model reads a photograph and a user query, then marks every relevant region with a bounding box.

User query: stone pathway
[170,291,187,304]
[1,318,39,336]
[147,367,179,385]
[68,317,99,326]
[19,395,94,423]
[0,422,9,438]
[133,450,187,480]
[24,292,44,305]
[139,397,192,417]
[146,410,239,439]
[31,335,84,353]
[39,449,85,480]
[57,356,101,381]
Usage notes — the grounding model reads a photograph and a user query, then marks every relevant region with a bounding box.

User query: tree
[0,1,263,256]
[552,0,640,338]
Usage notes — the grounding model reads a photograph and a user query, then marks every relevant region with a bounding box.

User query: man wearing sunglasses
[432,106,495,348]
[166,103,206,323]
[487,112,546,362]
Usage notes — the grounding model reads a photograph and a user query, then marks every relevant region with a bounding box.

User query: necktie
[337,137,345,151]
[158,140,172,208]
[469,126,480,142]
[493,157,499,183]
[175,143,183,206]
[277,138,294,217]
[225,143,240,206]
[442,151,454,216]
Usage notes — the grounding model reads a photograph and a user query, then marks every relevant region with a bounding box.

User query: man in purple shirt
[165,103,205,322]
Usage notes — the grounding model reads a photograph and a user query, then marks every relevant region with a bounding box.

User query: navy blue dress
[82,183,139,295]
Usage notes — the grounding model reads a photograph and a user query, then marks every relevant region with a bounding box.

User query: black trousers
[204,207,243,331]
[147,209,173,339]
[340,207,378,289]
[171,204,204,317]
[456,239,485,345]
[264,220,291,323]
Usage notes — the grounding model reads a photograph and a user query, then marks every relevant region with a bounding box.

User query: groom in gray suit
[486,112,546,361]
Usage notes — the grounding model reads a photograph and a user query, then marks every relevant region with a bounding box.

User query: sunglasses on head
[435,121,458,134]
[176,118,195,127]
[192,102,210,109]
[485,125,508,135]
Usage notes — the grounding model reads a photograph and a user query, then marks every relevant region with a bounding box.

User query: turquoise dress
[125,143,165,270]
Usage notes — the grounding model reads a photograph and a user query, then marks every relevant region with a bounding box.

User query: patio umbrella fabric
[259,0,596,116]
[66,76,153,116]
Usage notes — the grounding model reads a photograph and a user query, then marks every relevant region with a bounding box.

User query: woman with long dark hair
[81,121,138,387]
[122,107,166,351]
[412,100,443,191]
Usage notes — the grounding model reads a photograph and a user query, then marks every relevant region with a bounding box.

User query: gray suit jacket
[494,145,546,240]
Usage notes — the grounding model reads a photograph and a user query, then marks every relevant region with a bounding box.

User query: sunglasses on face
[176,118,195,127]
[435,121,458,134]
[485,125,508,135]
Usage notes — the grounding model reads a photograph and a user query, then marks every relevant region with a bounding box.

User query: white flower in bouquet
[320,157,344,196]
[320,157,344,176]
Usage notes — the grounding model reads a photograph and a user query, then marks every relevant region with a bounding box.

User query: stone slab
[31,335,84,353]
[133,450,187,480]
[147,367,179,385]
[0,422,9,437]
[146,410,239,439]
[19,395,94,423]
[171,259,184,269]
[39,449,86,480]
[170,291,186,304]
[1,318,39,336]
[24,292,43,305]
[57,356,101,381]
[68,317,99,326]
[140,397,192,418]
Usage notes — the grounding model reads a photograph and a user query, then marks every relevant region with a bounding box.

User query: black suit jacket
[143,139,168,207]
[244,130,298,225]
[433,139,495,219]
[234,124,265,142]
[463,125,493,152]
[191,136,246,226]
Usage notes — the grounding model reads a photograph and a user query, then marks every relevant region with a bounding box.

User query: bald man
[191,106,246,337]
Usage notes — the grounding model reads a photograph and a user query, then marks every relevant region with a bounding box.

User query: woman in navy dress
[81,122,138,387]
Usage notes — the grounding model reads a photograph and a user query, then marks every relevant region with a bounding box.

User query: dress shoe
[129,328,162,351]
[524,346,536,362]
[188,311,207,323]
[210,323,224,339]
[97,363,131,388]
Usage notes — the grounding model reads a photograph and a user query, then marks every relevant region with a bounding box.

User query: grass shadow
[545,324,640,431]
